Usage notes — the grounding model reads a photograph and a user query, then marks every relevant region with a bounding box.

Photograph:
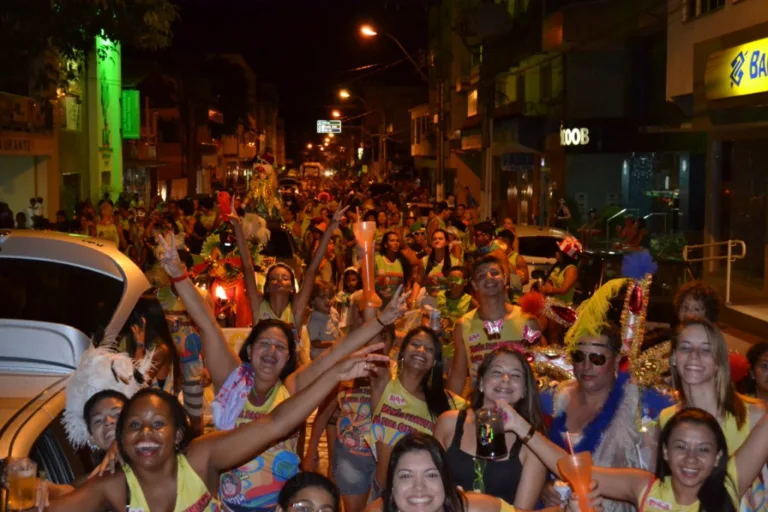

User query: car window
[29,413,91,486]
[261,230,296,259]
[518,236,560,259]
[0,258,123,338]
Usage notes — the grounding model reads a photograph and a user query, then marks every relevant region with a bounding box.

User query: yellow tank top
[368,378,466,450]
[660,404,768,512]
[337,384,373,457]
[96,222,120,246]
[257,301,299,346]
[422,255,461,279]
[124,454,221,512]
[460,308,529,384]
[638,458,739,512]
[499,499,515,512]
[218,383,299,512]
[550,264,577,305]
[200,212,217,230]
[374,254,404,302]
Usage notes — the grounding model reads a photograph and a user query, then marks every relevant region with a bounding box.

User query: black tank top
[444,409,524,503]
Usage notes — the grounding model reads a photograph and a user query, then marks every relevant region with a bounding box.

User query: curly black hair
[673,281,720,323]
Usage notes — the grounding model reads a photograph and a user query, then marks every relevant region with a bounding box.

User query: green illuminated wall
[88,35,123,199]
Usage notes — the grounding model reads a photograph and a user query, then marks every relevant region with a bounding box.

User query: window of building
[701,0,725,15]
[540,63,552,101]
[684,0,725,20]
[468,89,478,117]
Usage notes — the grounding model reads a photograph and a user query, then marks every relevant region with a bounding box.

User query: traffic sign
[317,120,342,134]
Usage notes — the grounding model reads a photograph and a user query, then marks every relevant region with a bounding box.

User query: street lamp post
[339,88,388,178]
[360,25,427,82]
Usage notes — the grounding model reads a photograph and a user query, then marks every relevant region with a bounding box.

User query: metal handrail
[606,208,640,242]
[683,240,746,305]
[643,212,667,235]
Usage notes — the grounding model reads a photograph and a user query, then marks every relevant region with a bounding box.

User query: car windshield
[518,236,561,258]
[0,258,123,338]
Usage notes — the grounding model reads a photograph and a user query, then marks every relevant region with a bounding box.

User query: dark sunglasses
[571,350,607,366]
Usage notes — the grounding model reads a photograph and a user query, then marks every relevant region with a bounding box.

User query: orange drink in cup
[353,221,382,309]
[557,452,593,512]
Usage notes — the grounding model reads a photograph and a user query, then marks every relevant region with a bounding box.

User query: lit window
[468,90,478,117]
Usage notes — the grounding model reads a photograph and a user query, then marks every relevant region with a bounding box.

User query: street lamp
[328,133,335,138]
[358,24,427,82]
[339,89,351,99]
[331,110,341,119]
[306,143,313,149]
[360,25,377,37]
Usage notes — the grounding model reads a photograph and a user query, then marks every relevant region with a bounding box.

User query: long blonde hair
[671,318,747,428]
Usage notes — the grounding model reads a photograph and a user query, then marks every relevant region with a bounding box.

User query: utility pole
[480,61,495,222]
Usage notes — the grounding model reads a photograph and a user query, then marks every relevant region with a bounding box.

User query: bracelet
[520,424,536,444]
[168,272,189,284]
[376,317,387,327]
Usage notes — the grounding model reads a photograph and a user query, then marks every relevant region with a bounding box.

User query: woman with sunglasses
[661,318,766,512]
[539,323,674,512]
[434,348,547,508]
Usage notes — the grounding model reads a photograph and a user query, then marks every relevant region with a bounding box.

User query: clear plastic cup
[475,408,508,460]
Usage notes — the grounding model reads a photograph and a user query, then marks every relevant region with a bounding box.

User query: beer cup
[6,457,37,510]
[475,408,508,460]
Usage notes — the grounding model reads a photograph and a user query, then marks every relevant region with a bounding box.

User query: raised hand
[155,232,186,279]
[378,285,411,325]
[332,202,350,225]
[336,343,391,381]
[495,399,528,436]
[89,442,123,478]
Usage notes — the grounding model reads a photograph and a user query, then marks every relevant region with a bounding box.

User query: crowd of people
[15,167,768,512]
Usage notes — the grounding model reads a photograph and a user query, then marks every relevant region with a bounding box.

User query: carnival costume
[62,340,153,449]
[535,251,674,512]
[245,154,281,219]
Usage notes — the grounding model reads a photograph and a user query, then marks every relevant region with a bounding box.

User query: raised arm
[285,285,409,393]
[447,319,468,394]
[734,411,768,497]
[292,204,350,325]
[229,209,262,321]
[156,233,240,389]
[45,472,119,512]
[497,399,651,504]
[194,344,389,472]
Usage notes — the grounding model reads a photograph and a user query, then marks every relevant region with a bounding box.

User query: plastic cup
[353,221,382,309]
[6,457,37,510]
[557,452,593,512]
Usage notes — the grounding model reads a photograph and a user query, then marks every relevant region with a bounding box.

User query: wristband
[168,272,189,284]
[376,317,387,327]
[520,424,536,444]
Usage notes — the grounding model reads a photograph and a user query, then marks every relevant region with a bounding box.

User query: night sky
[171,0,429,158]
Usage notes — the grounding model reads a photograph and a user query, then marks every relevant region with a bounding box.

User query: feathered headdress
[563,278,630,351]
[62,339,153,449]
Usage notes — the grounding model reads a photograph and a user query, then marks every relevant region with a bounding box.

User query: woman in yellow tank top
[364,433,597,512]
[499,402,768,512]
[154,230,411,512]
[43,356,380,512]
[368,327,467,495]
[448,255,540,394]
[660,318,767,512]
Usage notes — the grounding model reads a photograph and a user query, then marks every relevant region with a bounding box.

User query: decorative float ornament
[519,291,578,329]
[620,251,657,373]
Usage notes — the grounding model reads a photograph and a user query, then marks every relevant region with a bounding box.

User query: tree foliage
[0,0,177,94]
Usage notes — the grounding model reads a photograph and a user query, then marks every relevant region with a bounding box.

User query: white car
[512,225,572,292]
[0,229,151,502]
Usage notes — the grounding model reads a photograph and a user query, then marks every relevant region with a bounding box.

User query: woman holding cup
[433,348,547,508]
[499,401,768,512]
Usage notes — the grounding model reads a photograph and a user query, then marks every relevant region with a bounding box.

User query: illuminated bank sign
[560,127,590,146]
[317,120,342,134]
[705,37,768,100]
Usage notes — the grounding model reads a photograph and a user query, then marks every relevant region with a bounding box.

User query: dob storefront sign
[705,36,768,100]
